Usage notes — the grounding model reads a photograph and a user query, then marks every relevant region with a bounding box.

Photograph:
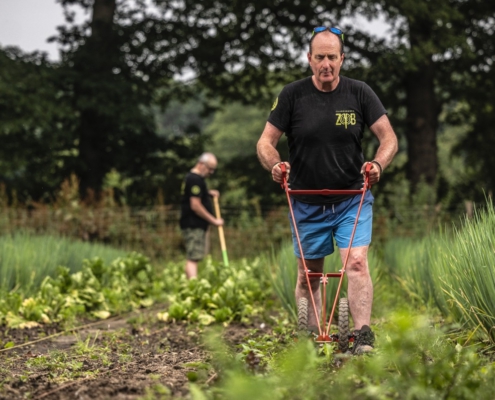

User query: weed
[194,313,495,400]
[141,380,171,400]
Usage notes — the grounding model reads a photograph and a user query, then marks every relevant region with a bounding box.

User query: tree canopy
[0,0,493,206]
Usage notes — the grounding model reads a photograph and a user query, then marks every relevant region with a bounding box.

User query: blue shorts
[289,191,374,259]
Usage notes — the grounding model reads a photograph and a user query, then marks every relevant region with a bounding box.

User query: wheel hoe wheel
[297,297,309,331]
[338,297,350,352]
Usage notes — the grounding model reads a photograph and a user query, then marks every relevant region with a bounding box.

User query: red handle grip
[364,162,372,190]
[280,162,287,189]
[280,161,372,191]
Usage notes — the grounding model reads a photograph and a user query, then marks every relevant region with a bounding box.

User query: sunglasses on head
[312,26,344,42]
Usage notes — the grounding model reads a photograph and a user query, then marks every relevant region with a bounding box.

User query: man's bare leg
[295,257,324,328]
[339,246,372,330]
[185,260,198,279]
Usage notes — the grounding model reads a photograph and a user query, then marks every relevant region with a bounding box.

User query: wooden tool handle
[213,196,229,266]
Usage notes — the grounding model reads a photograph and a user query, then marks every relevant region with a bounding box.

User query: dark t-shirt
[180,172,213,231]
[268,75,387,204]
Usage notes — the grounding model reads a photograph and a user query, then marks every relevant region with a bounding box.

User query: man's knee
[346,257,369,275]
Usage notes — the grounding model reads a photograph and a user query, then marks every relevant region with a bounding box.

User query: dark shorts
[289,191,374,259]
[182,228,206,261]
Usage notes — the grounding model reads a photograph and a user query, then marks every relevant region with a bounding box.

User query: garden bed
[0,311,267,399]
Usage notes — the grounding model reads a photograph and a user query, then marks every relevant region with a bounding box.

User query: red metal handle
[364,161,372,190]
[280,161,373,192]
[280,162,288,189]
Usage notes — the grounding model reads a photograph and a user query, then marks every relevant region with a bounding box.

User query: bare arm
[369,114,398,170]
[257,121,289,183]
[190,197,223,226]
[362,114,399,184]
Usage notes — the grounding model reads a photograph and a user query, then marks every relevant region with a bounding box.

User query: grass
[0,232,125,295]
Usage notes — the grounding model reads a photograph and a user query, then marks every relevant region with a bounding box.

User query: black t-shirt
[268,75,387,204]
[180,172,213,230]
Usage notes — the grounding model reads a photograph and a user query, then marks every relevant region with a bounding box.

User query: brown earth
[0,310,272,400]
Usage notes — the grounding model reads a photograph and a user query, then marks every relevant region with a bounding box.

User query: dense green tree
[55,0,170,198]
[0,0,210,203]
[449,12,495,202]
[1,0,493,205]
[0,48,76,201]
[204,102,289,207]
[151,0,493,195]
[48,0,336,200]
[333,0,494,194]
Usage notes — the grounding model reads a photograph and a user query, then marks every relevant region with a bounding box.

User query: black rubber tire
[338,297,350,352]
[297,297,309,331]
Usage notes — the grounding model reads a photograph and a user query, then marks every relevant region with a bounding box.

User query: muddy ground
[0,309,272,400]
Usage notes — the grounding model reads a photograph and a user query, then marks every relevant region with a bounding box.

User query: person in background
[256,27,398,354]
[180,152,223,279]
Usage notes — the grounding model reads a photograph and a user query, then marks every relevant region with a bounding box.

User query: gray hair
[198,152,216,164]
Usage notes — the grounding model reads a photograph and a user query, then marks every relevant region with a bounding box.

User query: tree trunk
[404,24,439,191]
[77,0,116,199]
[91,0,116,37]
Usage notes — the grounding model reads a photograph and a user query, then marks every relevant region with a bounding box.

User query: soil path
[0,311,263,399]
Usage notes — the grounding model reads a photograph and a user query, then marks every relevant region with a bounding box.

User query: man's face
[307,32,344,90]
[201,160,217,177]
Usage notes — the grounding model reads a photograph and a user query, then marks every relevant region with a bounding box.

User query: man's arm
[369,115,398,170]
[363,114,398,184]
[190,197,223,226]
[257,121,289,183]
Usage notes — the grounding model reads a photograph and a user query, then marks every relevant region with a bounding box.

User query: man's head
[309,27,344,54]
[307,28,345,92]
[196,152,217,177]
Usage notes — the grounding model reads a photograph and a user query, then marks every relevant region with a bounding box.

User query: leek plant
[434,202,495,343]
[387,200,495,344]
[0,232,125,295]
[384,236,449,315]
